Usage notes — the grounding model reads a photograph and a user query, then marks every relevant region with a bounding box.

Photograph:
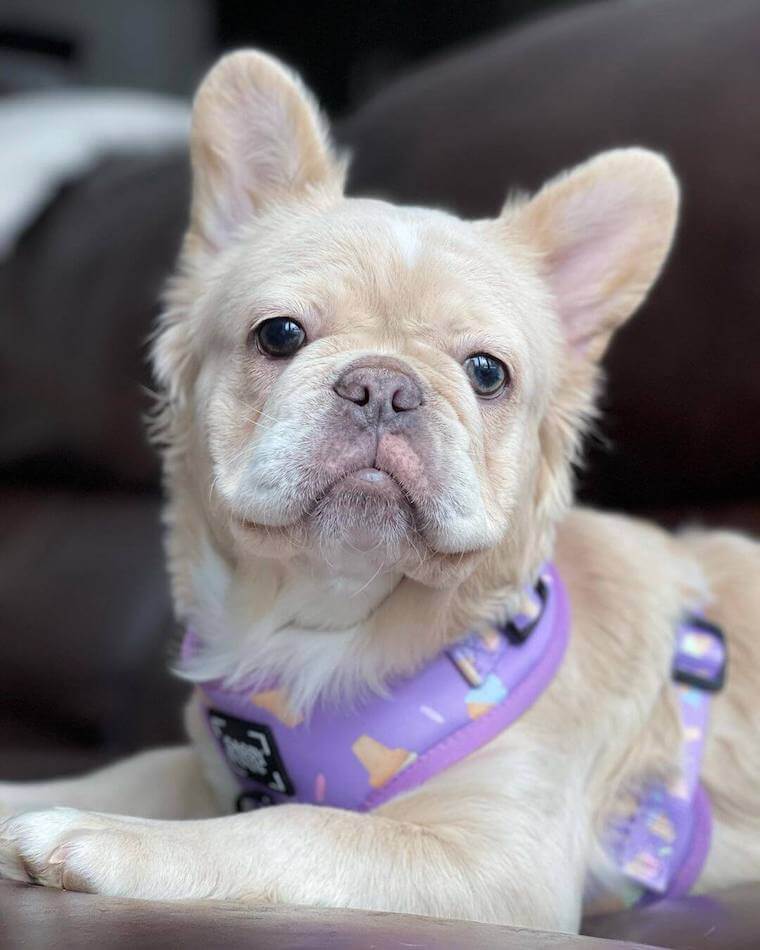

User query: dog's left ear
[509,148,679,360]
[188,50,342,255]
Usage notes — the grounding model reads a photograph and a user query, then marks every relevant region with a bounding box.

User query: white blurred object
[0,89,190,259]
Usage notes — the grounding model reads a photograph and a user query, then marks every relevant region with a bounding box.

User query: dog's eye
[253,317,307,358]
[463,353,510,398]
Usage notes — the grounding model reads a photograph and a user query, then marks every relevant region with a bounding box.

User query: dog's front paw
[0,807,134,894]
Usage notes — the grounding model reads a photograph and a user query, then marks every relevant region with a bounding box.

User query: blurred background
[1,0,759,783]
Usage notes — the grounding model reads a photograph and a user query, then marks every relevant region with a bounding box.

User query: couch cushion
[0,150,190,490]
[0,489,186,779]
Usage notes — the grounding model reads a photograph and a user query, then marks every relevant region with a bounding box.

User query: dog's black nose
[334,364,422,423]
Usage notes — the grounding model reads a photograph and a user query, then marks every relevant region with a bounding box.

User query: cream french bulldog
[1,51,759,934]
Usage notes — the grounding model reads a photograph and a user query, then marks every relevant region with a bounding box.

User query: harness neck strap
[187,564,569,813]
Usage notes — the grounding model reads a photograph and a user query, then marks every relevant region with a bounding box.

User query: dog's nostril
[355,386,370,407]
[334,380,370,406]
[391,386,420,413]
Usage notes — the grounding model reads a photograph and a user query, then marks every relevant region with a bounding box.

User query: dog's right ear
[188,50,342,256]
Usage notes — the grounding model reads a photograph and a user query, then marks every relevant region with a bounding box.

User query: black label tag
[207,709,294,796]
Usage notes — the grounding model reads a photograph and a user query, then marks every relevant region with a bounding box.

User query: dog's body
[1,51,759,932]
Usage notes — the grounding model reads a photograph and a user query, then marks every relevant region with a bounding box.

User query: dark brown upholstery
[584,883,760,949]
[0,489,186,779]
[0,881,640,950]
[0,153,191,778]
[1,0,759,945]
[0,152,189,489]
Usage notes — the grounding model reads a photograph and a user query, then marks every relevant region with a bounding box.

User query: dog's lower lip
[354,467,391,484]
[338,467,402,495]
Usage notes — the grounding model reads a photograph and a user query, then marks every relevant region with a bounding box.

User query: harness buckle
[446,575,550,688]
[502,576,548,645]
[672,615,727,693]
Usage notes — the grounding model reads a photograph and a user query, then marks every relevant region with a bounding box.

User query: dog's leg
[0,784,585,931]
[0,747,218,820]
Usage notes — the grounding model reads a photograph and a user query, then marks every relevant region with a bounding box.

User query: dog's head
[154,51,678,604]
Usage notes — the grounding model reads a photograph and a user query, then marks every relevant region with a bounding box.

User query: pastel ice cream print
[624,851,662,882]
[466,673,508,719]
[684,725,703,743]
[667,776,690,801]
[351,736,417,789]
[479,629,501,652]
[647,812,676,843]
[680,686,705,708]
[314,772,326,803]
[249,688,304,727]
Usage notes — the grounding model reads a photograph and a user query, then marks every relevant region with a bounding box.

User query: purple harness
[185,563,726,902]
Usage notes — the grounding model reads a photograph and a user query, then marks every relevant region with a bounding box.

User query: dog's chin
[308,468,416,555]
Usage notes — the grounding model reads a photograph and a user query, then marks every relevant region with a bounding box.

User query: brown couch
[1,0,759,946]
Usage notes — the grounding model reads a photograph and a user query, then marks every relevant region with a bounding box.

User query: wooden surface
[0,882,655,949]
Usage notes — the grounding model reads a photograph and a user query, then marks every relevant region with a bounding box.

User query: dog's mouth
[236,464,418,540]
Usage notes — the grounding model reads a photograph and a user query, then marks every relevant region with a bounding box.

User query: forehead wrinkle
[217,198,554,369]
[328,233,520,348]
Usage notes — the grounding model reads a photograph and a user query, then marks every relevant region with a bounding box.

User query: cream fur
[1,50,758,933]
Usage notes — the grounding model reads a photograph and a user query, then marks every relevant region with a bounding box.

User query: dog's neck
[177,527,534,714]
[280,548,406,630]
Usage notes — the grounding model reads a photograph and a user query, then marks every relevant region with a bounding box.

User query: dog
[1,50,759,933]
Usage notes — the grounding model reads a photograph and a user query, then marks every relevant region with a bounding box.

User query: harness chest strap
[184,565,726,901]
[608,615,726,899]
